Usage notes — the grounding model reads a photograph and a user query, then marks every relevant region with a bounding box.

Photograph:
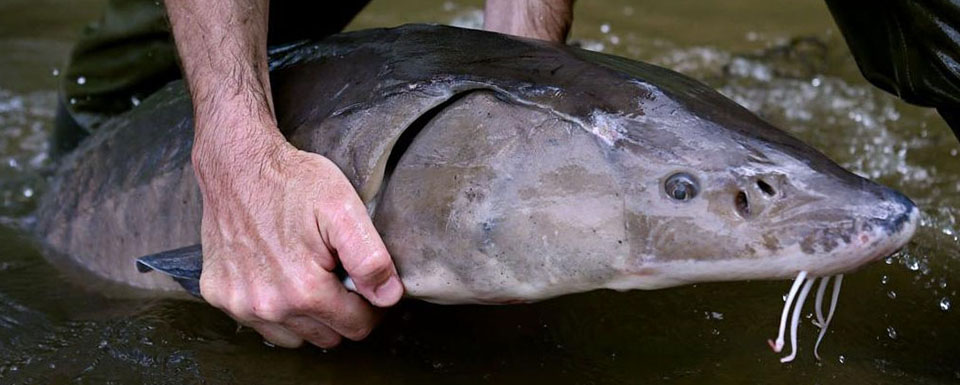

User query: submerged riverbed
[1,0,958,383]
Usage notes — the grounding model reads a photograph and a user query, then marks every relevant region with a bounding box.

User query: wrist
[191,118,292,187]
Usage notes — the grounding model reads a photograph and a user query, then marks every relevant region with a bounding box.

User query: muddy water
[1,0,959,383]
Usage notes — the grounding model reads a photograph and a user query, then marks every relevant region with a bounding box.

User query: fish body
[35,24,918,305]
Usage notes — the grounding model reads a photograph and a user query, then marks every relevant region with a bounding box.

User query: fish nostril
[735,190,751,218]
[757,179,776,196]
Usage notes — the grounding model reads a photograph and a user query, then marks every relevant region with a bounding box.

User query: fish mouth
[768,195,918,363]
[764,205,913,363]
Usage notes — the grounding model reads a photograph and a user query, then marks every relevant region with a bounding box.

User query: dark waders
[825,0,960,139]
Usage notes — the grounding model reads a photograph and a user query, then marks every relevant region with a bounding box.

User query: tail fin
[135,244,203,298]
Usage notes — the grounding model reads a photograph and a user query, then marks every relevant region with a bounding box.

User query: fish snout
[839,187,919,270]
[866,188,919,241]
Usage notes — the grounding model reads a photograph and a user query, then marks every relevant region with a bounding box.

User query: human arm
[484,0,575,43]
[163,0,403,348]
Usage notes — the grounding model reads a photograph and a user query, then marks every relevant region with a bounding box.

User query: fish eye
[664,173,699,201]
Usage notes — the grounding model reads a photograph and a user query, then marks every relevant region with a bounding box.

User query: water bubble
[76,76,86,85]
[887,290,896,299]
[881,275,888,284]
[22,187,33,198]
[51,68,60,77]
[131,96,141,107]
[838,355,846,364]
[905,256,920,271]
[951,149,958,157]
[600,23,611,34]
[704,311,724,320]
[886,326,897,340]
[811,77,822,87]
[69,98,77,105]
[940,297,951,311]
[609,35,620,45]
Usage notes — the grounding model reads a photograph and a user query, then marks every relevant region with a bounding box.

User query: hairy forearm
[165,0,281,178]
[484,0,574,43]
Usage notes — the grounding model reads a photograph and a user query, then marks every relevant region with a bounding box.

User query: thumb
[327,201,404,307]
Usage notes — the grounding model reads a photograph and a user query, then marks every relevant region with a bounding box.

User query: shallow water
[2,0,959,384]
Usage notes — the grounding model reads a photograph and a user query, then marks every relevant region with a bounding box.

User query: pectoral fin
[135,244,203,298]
[135,244,356,299]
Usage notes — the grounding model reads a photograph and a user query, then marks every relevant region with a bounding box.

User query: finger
[247,322,303,348]
[299,274,383,340]
[325,198,403,307]
[282,316,342,348]
[211,290,302,348]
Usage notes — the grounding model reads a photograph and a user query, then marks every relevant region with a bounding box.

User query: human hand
[192,130,404,348]
[165,0,402,348]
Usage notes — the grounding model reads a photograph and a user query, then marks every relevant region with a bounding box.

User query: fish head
[605,92,918,290]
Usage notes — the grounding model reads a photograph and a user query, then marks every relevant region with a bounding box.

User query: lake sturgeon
[34,24,919,361]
